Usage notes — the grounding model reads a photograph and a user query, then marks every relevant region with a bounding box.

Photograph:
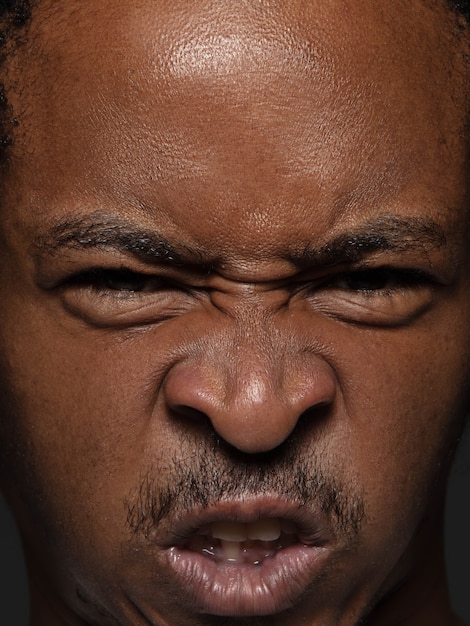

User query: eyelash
[70,266,430,296]
[322,267,431,295]
[69,268,179,294]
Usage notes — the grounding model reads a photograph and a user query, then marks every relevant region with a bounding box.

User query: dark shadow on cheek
[0,356,31,491]
[0,351,54,548]
[74,584,122,626]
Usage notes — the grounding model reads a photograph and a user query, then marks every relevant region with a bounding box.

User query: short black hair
[0,0,35,160]
[453,1,470,18]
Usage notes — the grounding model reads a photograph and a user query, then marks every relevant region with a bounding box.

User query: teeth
[188,519,299,565]
[247,518,281,541]
[211,521,248,541]
[210,518,285,542]
[220,540,241,561]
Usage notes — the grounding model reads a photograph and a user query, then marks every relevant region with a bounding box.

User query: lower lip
[165,542,328,616]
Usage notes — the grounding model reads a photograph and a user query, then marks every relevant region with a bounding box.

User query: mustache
[125,439,365,539]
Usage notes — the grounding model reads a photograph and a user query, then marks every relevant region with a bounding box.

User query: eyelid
[59,269,201,328]
[300,264,439,327]
[34,247,214,291]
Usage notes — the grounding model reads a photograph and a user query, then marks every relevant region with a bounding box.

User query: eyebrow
[304,214,446,268]
[34,213,447,269]
[35,215,207,266]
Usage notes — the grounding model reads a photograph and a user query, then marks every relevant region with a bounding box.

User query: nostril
[169,404,208,422]
[300,401,332,418]
[297,402,332,430]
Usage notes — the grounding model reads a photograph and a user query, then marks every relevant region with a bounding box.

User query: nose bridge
[225,318,283,406]
[163,307,336,454]
[209,294,295,404]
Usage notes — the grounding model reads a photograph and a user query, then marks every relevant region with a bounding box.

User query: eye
[307,266,436,326]
[72,268,174,294]
[61,268,198,327]
[329,267,427,294]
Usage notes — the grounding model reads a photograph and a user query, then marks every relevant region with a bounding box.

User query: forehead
[4,0,470,261]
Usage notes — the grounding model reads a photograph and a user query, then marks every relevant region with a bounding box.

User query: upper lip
[160,496,333,548]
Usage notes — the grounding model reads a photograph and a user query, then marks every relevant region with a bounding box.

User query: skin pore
[0,0,470,624]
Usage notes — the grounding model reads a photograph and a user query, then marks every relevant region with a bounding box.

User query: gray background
[1,427,469,625]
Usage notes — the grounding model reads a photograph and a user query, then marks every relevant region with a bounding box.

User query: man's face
[1,1,470,624]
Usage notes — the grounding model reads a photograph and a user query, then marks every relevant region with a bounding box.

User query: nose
[163,341,336,454]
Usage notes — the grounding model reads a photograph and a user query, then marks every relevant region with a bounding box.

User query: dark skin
[0,0,470,624]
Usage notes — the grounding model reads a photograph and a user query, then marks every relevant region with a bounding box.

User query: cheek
[328,322,470,545]
[0,324,164,563]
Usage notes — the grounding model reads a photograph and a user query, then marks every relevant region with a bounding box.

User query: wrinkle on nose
[163,348,336,454]
[208,286,293,318]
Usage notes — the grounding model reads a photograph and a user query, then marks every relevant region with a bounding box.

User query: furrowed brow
[34,216,206,266]
[290,216,447,268]
[33,213,448,271]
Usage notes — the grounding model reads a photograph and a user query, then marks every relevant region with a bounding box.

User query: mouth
[163,501,332,617]
[186,517,298,565]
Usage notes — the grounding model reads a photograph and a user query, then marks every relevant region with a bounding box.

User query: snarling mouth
[185,517,299,564]
[162,501,336,616]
